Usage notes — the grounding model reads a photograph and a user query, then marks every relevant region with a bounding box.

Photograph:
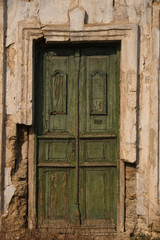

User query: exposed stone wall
[3,117,28,231]
[125,164,137,235]
[0,0,159,239]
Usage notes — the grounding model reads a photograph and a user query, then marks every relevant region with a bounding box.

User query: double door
[35,43,120,231]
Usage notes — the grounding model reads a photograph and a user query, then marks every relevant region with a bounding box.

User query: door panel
[37,139,76,165]
[85,169,117,219]
[35,43,120,231]
[79,168,117,229]
[80,139,117,164]
[38,168,76,227]
[36,48,77,136]
[79,47,119,134]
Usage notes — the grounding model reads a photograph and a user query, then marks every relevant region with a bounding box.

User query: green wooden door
[35,43,120,231]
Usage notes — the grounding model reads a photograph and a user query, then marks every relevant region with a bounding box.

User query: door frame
[17,22,139,233]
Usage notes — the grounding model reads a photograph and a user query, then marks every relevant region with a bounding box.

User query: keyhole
[113,0,115,7]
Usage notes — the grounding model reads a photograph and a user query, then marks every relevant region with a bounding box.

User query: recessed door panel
[38,139,76,164]
[80,139,117,164]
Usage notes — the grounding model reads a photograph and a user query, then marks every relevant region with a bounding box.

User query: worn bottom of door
[35,42,120,233]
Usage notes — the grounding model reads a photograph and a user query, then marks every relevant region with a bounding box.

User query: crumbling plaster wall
[0,0,159,237]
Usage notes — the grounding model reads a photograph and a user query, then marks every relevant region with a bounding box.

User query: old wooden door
[35,42,120,231]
